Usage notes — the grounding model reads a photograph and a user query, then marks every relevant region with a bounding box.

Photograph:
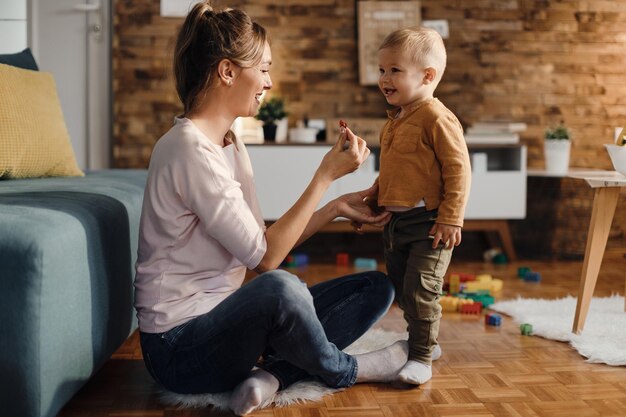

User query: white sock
[432,344,442,361]
[355,340,409,383]
[398,360,432,385]
[228,369,279,416]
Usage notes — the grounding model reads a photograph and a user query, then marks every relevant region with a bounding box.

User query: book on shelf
[464,132,520,145]
[467,121,528,134]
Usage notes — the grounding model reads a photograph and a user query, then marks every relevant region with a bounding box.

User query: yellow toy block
[476,274,493,283]
[449,274,461,294]
[464,281,491,292]
[490,278,503,292]
[439,295,460,312]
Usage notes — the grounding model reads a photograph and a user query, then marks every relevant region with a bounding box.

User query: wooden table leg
[463,220,517,261]
[572,187,620,334]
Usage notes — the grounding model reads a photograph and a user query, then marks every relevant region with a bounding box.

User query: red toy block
[460,273,476,282]
[336,253,349,266]
[459,302,482,314]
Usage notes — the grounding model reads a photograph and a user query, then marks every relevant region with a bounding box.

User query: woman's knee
[256,270,312,304]
[368,271,395,304]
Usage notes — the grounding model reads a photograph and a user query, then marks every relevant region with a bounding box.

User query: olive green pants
[383,207,452,364]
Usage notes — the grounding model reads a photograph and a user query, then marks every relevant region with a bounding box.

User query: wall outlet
[422,19,449,39]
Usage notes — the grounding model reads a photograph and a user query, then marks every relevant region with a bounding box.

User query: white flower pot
[544,139,571,174]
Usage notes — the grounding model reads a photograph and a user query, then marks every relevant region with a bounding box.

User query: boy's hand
[429,223,462,249]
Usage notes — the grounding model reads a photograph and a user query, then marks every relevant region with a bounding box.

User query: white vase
[544,139,571,174]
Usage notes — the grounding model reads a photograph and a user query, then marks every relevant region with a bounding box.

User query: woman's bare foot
[229,369,279,416]
[355,340,409,383]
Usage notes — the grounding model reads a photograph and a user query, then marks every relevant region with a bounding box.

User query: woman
[134,2,409,415]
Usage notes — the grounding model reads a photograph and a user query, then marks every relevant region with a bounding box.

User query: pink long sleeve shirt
[134,118,267,333]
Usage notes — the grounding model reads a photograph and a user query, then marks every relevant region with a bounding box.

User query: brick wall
[112,0,625,251]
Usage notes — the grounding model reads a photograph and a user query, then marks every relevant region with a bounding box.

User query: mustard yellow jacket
[378,98,471,227]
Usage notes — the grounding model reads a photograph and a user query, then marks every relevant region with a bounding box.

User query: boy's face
[378,47,433,108]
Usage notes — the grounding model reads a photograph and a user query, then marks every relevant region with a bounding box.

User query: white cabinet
[0,0,27,53]
[247,144,526,221]
[248,145,378,220]
[465,145,527,219]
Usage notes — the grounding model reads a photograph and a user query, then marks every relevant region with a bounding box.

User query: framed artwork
[357,1,421,85]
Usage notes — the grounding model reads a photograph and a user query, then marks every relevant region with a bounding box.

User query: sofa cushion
[0,48,39,70]
[0,63,83,179]
[0,170,147,417]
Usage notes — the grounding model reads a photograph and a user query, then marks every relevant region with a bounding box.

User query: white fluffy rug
[159,328,408,411]
[490,295,626,366]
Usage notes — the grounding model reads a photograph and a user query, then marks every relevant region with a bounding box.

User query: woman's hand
[429,223,462,249]
[316,127,370,182]
[334,183,391,233]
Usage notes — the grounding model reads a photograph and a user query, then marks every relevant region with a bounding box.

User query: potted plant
[544,122,571,174]
[255,96,288,141]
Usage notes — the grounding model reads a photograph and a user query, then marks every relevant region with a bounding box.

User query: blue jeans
[139,269,394,394]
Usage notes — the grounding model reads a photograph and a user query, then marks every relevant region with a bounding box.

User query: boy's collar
[386,97,436,120]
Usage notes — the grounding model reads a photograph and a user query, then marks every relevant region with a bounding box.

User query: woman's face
[233,42,273,118]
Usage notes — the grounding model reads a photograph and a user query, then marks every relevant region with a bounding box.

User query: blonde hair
[173,1,268,115]
[379,27,447,81]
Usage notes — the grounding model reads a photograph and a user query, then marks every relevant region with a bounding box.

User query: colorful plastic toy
[354,257,377,270]
[439,295,460,312]
[485,313,502,326]
[517,266,531,278]
[459,302,482,314]
[492,253,508,264]
[524,271,541,282]
[520,323,533,335]
[336,253,349,266]
[282,253,309,268]
[449,274,461,294]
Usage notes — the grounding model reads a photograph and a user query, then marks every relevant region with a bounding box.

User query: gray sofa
[0,169,147,417]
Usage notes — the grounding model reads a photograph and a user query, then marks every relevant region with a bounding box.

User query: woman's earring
[227,80,232,86]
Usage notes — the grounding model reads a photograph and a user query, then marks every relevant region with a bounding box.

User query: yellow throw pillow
[0,63,83,178]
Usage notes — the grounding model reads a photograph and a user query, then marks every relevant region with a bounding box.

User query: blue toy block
[524,271,542,282]
[354,257,378,270]
[292,253,309,267]
[486,313,502,326]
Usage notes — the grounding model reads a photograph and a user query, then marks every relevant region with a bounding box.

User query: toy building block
[492,253,508,264]
[464,281,490,292]
[523,271,542,282]
[354,257,377,270]
[476,294,495,308]
[520,323,533,335]
[462,292,495,307]
[459,302,482,314]
[476,274,493,283]
[281,255,294,267]
[336,253,349,267]
[518,266,531,278]
[449,274,461,294]
[490,278,504,293]
[293,253,309,267]
[460,273,476,282]
[439,295,460,312]
[485,313,502,326]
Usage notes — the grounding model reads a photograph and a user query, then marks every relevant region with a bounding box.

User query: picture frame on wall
[357,1,421,86]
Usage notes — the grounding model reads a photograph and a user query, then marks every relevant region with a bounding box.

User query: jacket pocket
[392,133,419,153]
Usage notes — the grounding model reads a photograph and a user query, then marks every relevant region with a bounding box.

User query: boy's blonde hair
[379,27,447,81]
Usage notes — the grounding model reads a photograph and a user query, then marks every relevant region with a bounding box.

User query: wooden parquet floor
[58,254,626,417]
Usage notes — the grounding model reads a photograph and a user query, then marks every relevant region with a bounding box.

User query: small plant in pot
[544,122,571,174]
[255,96,288,141]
